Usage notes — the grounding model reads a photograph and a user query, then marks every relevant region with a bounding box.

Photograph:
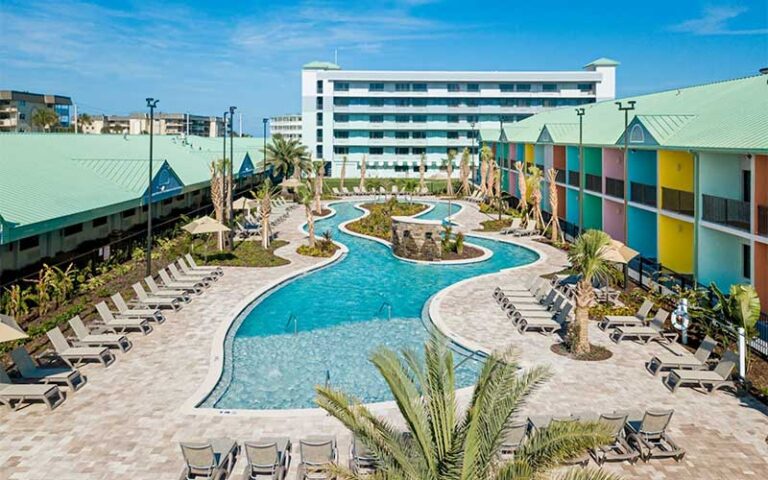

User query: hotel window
[467,83,479,92]
[369,147,384,155]
[577,83,592,92]
[447,83,460,92]
[92,216,108,227]
[316,97,323,109]
[516,84,531,92]
[394,98,409,106]
[542,83,557,92]
[412,131,426,139]
[334,114,349,122]
[395,83,410,91]
[500,83,514,92]
[334,130,349,138]
[369,131,384,139]
[334,146,349,154]
[542,99,556,107]
[411,98,427,107]
[316,145,323,157]
[518,99,532,107]
[316,129,323,141]
[395,131,410,139]
[162,197,174,205]
[370,98,384,107]
[370,115,384,123]
[334,82,349,92]
[447,131,459,139]
[447,115,459,123]
[394,165,410,172]
[334,97,349,106]
[121,209,136,219]
[316,80,323,93]
[369,83,384,92]
[19,236,39,251]
[412,115,427,123]
[63,223,83,237]
[466,115,478,123]
[316,112,323,122]
[412,83,427,92]
[412,147,426,154]
[465,99,479,107]
[501,115,516,122]
[743,244,751,279]
[395,115,410,123]
[395,147,410,155]
[448,99,460,107]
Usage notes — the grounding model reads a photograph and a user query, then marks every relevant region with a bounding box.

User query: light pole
[228,106,236,231]
[145,97,159,277]
[262,118,268,179]
[470,121,476,185]
[576,107,585,235]
[616,100,636,242]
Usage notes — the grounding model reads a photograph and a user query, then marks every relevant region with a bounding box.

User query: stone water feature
[391,216,443,261]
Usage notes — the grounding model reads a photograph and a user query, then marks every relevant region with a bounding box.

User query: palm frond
[514,421,612,474]
[552,467,624,480]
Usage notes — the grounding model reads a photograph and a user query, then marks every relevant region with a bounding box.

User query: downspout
[693,151,700,284]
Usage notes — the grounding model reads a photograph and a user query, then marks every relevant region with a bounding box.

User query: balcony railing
[702,194,751,231]
[585,173,602,193]
[759,205,768,237]
[630,181,657,207]
[605,177,624,199]
[661,187,694,216]
[568,170,580,187]
[555,170,566,184]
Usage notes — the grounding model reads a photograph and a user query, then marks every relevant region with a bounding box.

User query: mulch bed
[550,342,613,361]
[441,245,485,261]
[313,208,333,217]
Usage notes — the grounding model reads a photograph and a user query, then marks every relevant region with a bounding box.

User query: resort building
[0,90,72,132]
[480,73,768,309]
[270,113,302,140]
[0,134,265,278]
[301,59,618,177]
[81,113,225,137]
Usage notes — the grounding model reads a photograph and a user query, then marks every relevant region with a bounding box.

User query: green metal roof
[303,61,341,70]
[496,75,768,152]
[0,134,268,244]
[584,57,620,67]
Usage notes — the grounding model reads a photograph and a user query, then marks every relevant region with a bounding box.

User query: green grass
[297,240,339,258]
[478,218,515,232]
[197,239,290,267]
[346,200,428,241]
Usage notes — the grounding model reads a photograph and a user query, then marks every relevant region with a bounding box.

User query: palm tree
[252,180,274,249]
[443,149,456,196]
[30,107,59,132]
[568,230,614,355]
[316,337,617,480]
[297,183,316,248]
[264,134,311,180]
[78,113,93,133]
[710,283,761,372]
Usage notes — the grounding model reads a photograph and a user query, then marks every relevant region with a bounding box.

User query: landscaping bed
[440,244,485,261]
[550,342,613,361]
[346,200,428,242]
[477,218,515,232]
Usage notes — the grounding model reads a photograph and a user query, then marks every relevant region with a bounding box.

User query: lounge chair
[132,283,182,311]
[626,409,685,462]
[297,437,337,480]
[500,218,523,235]
[96,301,153,335]
[10,347,86,391]
[378,186,387,196]
[598,299,654,330]
[0,367,65,410]
[341,187,352,196]
[145,276,191,303]
[511,222,538,237]
[391,185,399,197]
[664,351,738,394]
[499,421,528,459]
[610,309,676,344]
[517,303,573,335]
[159,269,206,295]
[242,437,291,480]
[178,258,218,283]
[68,315,132,352]
[353,186,362,195]
[349,436,376,475]
[590,413,640,465]
[46,327,115,367]
[507,295,567,323]
[169,264,212,288]
[647,336,717,376]
[493,276,543,300]
[179,438,239,480]
[331,187,342,197]
[501,287,557,313]
[184,254,223,277]
[112,292,166,322]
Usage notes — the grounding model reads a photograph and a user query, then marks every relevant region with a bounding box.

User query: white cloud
[669,5,768,35]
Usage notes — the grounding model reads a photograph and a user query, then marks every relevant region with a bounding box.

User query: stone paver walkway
[0,199,765,479]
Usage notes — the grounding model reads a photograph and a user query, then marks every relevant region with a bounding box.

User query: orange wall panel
[755,155,768,235]
[755,242,768,314]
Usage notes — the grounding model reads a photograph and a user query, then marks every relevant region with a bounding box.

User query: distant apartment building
[301,59,618,177]
[270,114,303,141]
[0,90,72,132]
[81,113,224,137]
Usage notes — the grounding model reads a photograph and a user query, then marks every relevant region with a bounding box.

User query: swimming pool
[200,200,539,410]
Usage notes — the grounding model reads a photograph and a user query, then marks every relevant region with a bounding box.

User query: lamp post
[470,121,477,184]
[228,106,236,232]
[262,117,268,179]
[575,107,585,235]
[616,100,636,242]
[145,97,159,277]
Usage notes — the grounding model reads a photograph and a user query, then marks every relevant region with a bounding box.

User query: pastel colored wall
[566,188,580,226]
[509,142,519,162]
[509,170,519,197]
[755,155,767,235]
[544,145,554,169]
[602,148,624,180]
[658,214,694,273]
[584,193,602,230]
[628,149,657,185]
[628,206,657,258]
[534,144,545,166]
[556,185,566,219]
[524,144,535,164]
[658,150,694,192]
[603,198,625,242]
[553,146,566,171]
[516,144,525,163]
[566,146,579,173]
[698,226,750,289]
[584,147,602,176]
[541,180,551,212]
[699,152,743,199]
[755,242,768,313]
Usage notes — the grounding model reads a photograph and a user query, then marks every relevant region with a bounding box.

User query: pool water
[201,201,539,410]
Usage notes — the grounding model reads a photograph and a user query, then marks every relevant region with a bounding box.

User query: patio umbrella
[604,238,640,289]
[0,314,28,343]
[233,197,258,210]
[183,216,231,235]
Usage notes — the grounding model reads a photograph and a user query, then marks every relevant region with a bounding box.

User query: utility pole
[616,100,637,242]
[145,98,159,277]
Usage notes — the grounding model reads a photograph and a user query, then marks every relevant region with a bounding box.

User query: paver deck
[0,199,766,479]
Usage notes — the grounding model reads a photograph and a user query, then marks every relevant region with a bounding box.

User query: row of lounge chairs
[500,218,540,237]
[0,254,222,411]
[465,189,487,203]
[494,277,574,335]
[332,185,431,197]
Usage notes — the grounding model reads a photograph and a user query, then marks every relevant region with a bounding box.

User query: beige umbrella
[233,197,258,210]
[609,239,639,264]
[183,216,231,235]
[0,314,28,343]
[359,155,367,190]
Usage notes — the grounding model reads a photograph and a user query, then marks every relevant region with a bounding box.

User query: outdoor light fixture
[616,100,637,242]
[575,107,585,234]
[145,97,159,276]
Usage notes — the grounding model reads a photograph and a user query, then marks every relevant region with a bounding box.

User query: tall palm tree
[297,183,316,248]
[77,113,93,133]
[316,337,617,480]
[568,230,614,355]
[264,134,310,180]
[252,180,273,249]
[443,149,456,197]
[30,107,59,132]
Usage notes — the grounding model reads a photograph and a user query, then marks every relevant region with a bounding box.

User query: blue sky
[1,0,766,134]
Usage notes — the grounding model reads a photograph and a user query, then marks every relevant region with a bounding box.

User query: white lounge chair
[10,347,86,391]
[664,351,738,394]
[111,293,166,322]
[341,187,352,196]
[610,309,676,344]
[46,327,115,367]
[159,269,205,294]
[517,303,573,335]
[599,299,654,330]
[179,438,239,480]
[177,258,217,283]
[647,336,717,376]
[95,301,153,335]
[145,276,191,303]
[500,218,523,235]
[132,283,181,311]
[184,253,223,277]
[168,264,211,288]
[0,367,65,410]
[297,437,337,480]
[68,316,132,352]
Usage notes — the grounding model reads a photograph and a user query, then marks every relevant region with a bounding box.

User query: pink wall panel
[602,148,624,180]
[602,198,625,242]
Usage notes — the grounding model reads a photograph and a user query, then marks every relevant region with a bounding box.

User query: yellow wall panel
[658,150,694,191]
[658,214,694,274]
[524,144,535,164]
